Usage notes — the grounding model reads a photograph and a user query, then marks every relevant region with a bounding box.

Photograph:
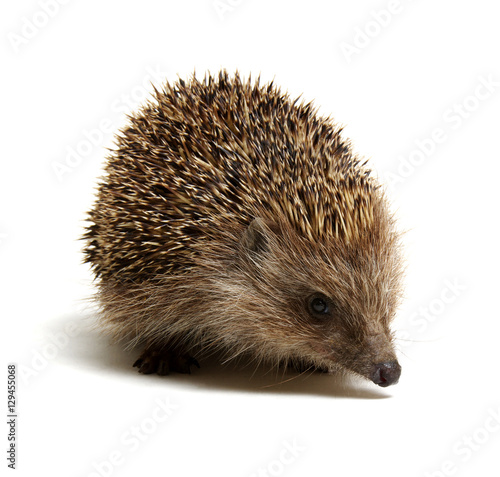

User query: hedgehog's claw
[173,354,200,374]
[186,356,200,370]
[133,353,161,375]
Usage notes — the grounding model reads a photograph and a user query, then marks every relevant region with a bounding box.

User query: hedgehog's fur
[84,71,404,385]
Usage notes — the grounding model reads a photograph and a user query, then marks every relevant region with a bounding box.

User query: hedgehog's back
[84,71,371,282]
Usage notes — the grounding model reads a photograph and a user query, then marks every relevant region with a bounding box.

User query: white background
[2,1,500,476]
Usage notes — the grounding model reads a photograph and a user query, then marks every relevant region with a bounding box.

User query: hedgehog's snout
[370,361,401,387]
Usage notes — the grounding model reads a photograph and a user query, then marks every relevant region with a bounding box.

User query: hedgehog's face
[298,290,402,387]
[238,217,403,387]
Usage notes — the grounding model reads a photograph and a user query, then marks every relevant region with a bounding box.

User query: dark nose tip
[371,361,401,387]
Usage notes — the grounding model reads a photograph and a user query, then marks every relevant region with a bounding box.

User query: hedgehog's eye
[312,298,328,314]
[308,294,330,316]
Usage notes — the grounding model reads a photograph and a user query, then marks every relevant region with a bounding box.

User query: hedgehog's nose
[371,361,401,387]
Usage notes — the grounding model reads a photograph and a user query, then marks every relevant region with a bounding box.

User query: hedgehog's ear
[241,218,271,255]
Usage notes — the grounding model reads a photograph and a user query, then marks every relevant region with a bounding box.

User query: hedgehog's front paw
[133,349,200,376]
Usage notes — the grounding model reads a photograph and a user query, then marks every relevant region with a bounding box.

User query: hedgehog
[83,71,404,388]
